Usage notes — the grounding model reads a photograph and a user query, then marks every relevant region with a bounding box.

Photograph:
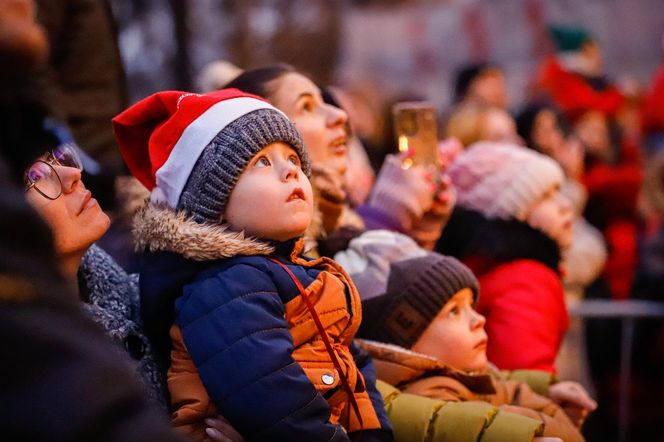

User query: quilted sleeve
[377,380,542,442]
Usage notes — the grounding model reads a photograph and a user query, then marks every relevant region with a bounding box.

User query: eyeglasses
[24,143,83,200]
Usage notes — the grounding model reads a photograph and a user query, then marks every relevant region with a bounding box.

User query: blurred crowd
[2,1,663,441]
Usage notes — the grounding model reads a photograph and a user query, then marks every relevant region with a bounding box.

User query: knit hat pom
[112,88,309,224]
[448,141,564,221]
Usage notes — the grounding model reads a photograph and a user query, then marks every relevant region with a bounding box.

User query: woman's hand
[311,163,347,234]
[205,416,244,442]
[410,174,456,250]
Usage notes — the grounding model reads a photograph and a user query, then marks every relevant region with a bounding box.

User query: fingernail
[206,428,221,438]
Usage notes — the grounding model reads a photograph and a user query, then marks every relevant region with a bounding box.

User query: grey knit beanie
[177,108,310,223]
[358,253,479,349]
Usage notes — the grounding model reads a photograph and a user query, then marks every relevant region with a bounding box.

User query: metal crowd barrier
[568,299,664,442]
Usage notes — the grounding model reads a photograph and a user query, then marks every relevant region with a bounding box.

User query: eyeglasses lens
[27,161,61,199]
[52,143,83,170]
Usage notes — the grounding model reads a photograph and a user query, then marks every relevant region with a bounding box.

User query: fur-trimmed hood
[132,201,275,261]
[135,201,300,366]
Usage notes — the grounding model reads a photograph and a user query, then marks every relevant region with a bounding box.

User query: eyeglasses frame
[24,148,80,200]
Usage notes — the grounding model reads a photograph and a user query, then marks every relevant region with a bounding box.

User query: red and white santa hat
[112,88,308,223]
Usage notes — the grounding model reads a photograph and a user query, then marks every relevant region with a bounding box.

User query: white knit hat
[448,141,564,221]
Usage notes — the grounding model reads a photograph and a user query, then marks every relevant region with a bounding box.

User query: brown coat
[358,340,584,442]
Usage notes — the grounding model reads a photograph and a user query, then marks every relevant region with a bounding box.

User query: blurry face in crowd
[267,72,350,177]
[532,110,585,181]
[24,152,110,257]
[469,69,508,109]
[574,110,610,159]
[532,109,565,156]
[481,107,518,143]
[525,187,573,250]
[0,0,48,70]
[580,40,603,77]
[223,142,314,242]
[411,288,489,373]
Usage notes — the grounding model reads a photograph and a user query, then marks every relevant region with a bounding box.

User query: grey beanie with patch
[358,253,480,349]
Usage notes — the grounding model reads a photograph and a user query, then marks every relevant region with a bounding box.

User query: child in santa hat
[112,89,392,441]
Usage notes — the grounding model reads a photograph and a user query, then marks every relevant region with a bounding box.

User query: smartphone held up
[392,101,441,174]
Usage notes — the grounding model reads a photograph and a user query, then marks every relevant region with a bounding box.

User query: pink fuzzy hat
[448,141,564,221]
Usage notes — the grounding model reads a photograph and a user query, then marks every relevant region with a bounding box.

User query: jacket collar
[133,202,276,261]
[356,339,496,395]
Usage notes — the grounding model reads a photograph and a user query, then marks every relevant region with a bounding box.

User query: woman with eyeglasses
[24,143,111,277]
[22,140,172,411]
[22,137,243,442]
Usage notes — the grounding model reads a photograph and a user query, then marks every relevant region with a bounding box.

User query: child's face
[411,288,488,373]
[525,188,573,250]
[223,142,314,242]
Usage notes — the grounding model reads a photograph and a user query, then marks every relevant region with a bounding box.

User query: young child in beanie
[112,89,392,441]
[354,251,595,442]
[437,141,573,373]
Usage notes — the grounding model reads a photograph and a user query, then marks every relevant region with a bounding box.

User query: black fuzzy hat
[358,253,479,349]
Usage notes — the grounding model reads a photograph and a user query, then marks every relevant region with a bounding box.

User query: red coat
[642,65,664,135]
[472,259,570,373]
[583,159,642,300]
[536,57,624,121]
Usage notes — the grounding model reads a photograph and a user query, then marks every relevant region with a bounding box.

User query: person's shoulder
[79,244,138,312]
[80,244,128,280]
[191,255,274,285]
[480,259,562,296]
[489,259,558,280]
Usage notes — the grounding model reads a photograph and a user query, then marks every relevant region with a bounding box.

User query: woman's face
[481,107,518,143]
[574,110,610,158]
[0,0,48,69]
[267,72,349,176]
[25,157,110,257]
[532,109,565,156]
